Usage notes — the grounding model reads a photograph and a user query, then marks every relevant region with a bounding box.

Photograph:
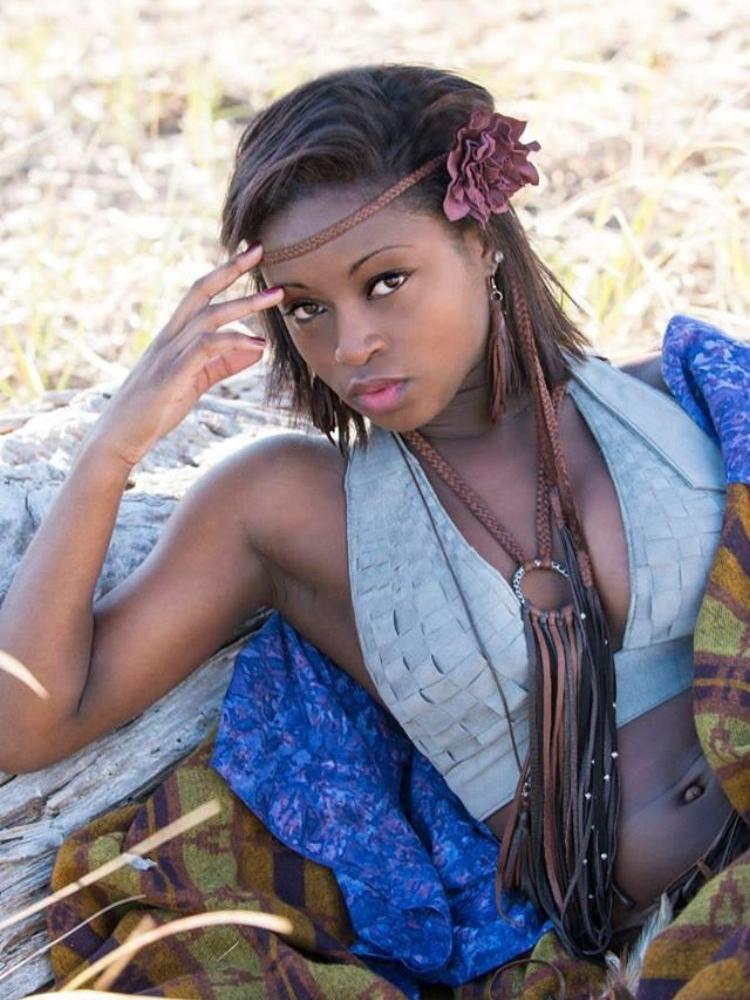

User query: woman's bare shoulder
[222,430,346,496]
[209,430,348,557]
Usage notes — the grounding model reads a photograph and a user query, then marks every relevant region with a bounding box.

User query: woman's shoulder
[231,429,347,482]
[236,428,345,495]
[195,430,347,546]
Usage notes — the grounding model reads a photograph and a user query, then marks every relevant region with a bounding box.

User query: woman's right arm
[0,245,285,773]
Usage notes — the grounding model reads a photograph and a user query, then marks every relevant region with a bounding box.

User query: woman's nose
[333,314,384,367]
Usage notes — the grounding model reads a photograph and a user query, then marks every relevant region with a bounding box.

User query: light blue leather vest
[345,357,726,821]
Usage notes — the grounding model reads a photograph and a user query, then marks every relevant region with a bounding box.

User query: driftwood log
[0,367,305,998]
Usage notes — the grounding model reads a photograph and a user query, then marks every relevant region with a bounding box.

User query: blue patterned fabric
[211,613,549,996]
[662,315,750,484]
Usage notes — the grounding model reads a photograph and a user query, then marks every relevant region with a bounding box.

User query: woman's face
[260,186,496,433]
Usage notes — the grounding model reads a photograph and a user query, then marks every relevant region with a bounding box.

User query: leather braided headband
[263,155,446,265]
[261,109,541,264]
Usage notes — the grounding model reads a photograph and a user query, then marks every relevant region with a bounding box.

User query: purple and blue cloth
[212,316,748,996]
[662,314,750,484]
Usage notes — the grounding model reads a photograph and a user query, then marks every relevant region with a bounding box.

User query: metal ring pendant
[511,558,570,609]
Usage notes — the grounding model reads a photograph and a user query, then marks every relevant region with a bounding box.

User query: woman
[0,65,742,969]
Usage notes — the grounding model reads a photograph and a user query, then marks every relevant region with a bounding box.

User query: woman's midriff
[485,686,735,929]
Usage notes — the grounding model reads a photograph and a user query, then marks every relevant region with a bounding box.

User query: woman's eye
[283,301,324,324]
[282,271,409,325]
[369,271,408,297]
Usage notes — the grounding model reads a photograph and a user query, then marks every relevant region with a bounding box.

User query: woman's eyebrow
[349,243,414,275]
[278,244,414,289]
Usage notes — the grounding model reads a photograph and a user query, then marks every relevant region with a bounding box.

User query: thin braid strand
[403,430,529,566]
[509,273,591,576]
[535,384,566,560]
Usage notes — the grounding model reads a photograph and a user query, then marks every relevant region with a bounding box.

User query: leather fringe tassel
[499,522,620,958]
[487,294,523,423]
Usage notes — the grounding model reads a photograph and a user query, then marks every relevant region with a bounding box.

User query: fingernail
[241,241,262,256]
[262,285,284,296]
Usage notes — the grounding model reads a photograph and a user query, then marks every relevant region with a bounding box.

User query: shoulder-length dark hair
[220,64,588,451]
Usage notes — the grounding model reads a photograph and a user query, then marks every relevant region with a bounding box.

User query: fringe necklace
[402,382,621,958]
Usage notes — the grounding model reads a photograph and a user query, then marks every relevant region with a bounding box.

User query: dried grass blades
[0,895,147,986]
[0,800,220,935]
[0,795,293,994]
[0,648,49,699]
[61,910,293,992]
[91,915,157,991]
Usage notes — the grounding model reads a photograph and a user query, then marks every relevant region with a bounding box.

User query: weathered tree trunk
[0,369,302,998]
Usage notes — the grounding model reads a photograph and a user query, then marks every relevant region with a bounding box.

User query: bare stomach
[486,688,735,929]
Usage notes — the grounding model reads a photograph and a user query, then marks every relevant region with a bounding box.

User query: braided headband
[262,110,540,266]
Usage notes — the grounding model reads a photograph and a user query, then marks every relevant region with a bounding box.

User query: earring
[487,250,510,422]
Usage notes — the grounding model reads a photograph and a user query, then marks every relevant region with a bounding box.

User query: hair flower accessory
[443,110,541,226]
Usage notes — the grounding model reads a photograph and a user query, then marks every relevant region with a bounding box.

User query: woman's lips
[349,378,410,414]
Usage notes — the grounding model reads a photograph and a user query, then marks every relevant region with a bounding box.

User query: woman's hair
[220,64,588,451]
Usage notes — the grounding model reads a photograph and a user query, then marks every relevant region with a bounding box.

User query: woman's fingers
[174,330,267,398]
[87,248,284,469]
[186,286,284,338]
[163,287,283,367]
[173,327,266,371]
[194,347,267,395]
[158,243,267,340]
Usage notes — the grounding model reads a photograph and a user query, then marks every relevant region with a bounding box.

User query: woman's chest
[421,400,632,648]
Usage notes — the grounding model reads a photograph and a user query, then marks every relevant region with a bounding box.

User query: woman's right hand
[86,242,284,469]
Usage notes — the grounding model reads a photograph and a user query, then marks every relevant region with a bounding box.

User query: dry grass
[1,0,749,410]
[0,796,292,994]
[0,648,49,698]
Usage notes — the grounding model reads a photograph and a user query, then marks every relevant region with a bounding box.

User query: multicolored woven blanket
[47,318,750,998]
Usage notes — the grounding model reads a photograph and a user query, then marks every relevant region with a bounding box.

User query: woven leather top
[345,356,726,821]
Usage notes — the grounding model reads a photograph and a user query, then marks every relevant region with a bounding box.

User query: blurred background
[1,0,748,413]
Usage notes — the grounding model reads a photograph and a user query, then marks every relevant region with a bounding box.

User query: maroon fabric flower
[443,111,540,226]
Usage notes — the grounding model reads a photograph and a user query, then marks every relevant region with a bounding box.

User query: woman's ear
[477,234,501,278]
[457,225,497,278]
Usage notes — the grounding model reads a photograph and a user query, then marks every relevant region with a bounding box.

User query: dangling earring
[309,372,337,436]
[487,249,510,422]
